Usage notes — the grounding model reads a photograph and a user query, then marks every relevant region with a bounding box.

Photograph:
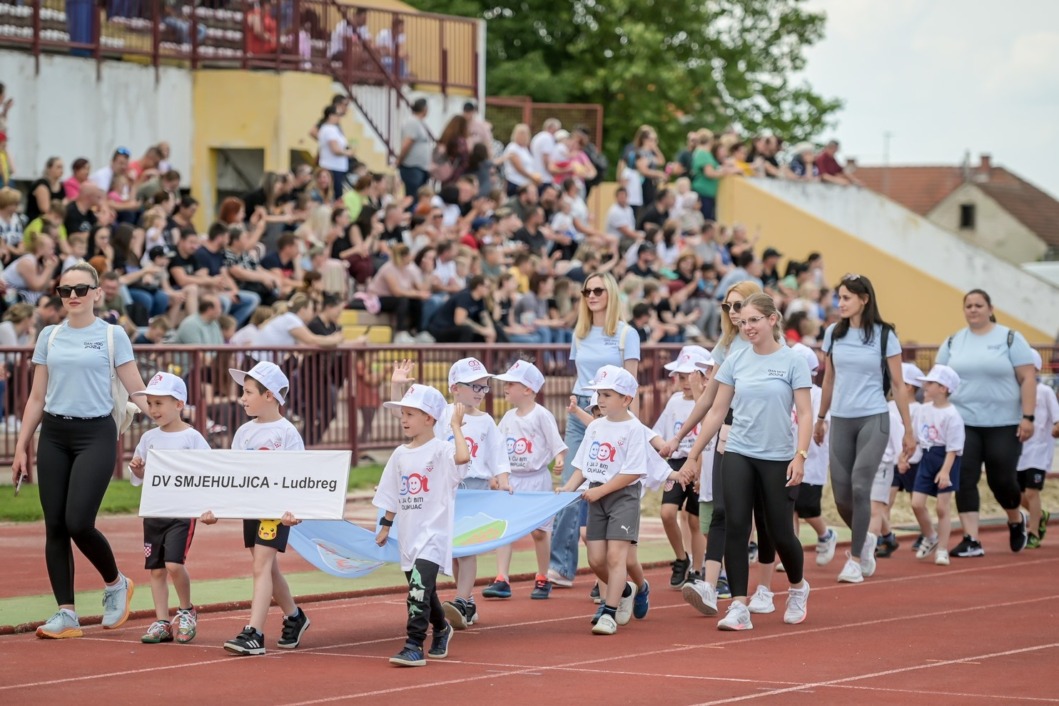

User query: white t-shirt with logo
[231,418,305,452]
[373,438,468,573]
[912,402,965,454]
[792,385,828,486]
[498,403,567,475]
[130,425,211,487]
[572,415,648,485]
[1017,383,1059,472]
[652,392,698,459]
[434,405,510,481]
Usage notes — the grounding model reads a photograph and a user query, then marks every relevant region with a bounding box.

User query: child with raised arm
[907,365,965,566]
[374,386,471,667]
[487,361,567,599]
[128,372,210,644]
[206,362,309,656]
[1017,350,1059,548]
[390,358,510,629]
[559,365,649,635]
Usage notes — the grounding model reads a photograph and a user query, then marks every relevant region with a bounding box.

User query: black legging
[705,445,726,563]
[378,296,422,334]
[37,414,120,605]
[722,452,804,599]
[956,425,1022,513]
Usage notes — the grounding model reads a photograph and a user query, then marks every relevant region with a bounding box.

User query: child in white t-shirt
[867,392,905,559]
[374,384,471,667]
[1017,350,1059,548]
[906,365,965,567]
[487,361,567,599]
[390,358,510,630]
[128,372,210,645]
[884,363,924,556]
[559,365,648,635]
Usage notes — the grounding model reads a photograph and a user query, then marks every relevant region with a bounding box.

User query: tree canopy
[411,0,842,166]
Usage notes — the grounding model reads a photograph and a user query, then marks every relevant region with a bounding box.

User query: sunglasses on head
[57,284,98,298]
[581,287,607,298]
[842,273,862,282]
[721,300,744,314]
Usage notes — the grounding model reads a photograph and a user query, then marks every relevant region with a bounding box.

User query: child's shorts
[794,483,823,519]
[243,519,291,552]
[892,462,918,493]
[871,463,895,504]
[1018,469,1046,491]
[913,446,961,497]
[662,458,700,514]
[459,477,493,491]
[510,470,554,531]
[586,482,640,542]
[698,501,714,534]
[144,518,195,570]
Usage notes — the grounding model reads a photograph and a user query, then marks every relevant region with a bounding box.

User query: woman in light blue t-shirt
[814,274,913,585]
[547,272,640,586]
[12,263,150,640]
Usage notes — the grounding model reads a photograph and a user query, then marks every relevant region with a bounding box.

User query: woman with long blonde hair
[547,271,641,589]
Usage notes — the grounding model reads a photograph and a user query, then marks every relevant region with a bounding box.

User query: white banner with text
[138,450,352,520]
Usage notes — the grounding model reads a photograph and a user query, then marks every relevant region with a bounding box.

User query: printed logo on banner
[453,512,508,547]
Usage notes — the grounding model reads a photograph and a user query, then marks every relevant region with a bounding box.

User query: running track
[1,528,1056,705]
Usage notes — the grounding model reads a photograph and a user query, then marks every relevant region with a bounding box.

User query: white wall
[751,179,1059,335]
[0,50,192,185]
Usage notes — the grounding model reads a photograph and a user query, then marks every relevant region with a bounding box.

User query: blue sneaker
[482,580,512,599]
[716,576,732,600]
[390,644,426,667]
[36,609,83,639]
[633,580,650,619]
[427,622,453,659]
[101,574,135,630]
[530,577,552,600]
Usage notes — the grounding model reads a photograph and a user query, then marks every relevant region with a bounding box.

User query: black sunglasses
[581,287,607,298]
[721,300,744,314]
[57,284,98,298]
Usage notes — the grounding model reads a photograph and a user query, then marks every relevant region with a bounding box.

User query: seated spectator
[175,295,224,345]
[261,232,302,298]
[26,157,66,224]
[63,158,91,201]
[636,188,675,231]
[787,142,819,180]
[427,275,495,343]
[0,187,25,263]
[630,302,666,344]
[133,316,172,345]
[24,201,69,253]
[193,224,261,327]
[0,302,35,348]
[97,272,128,323]
[218,314,237,343]
[230,306,274,348]
[815,140,862,186]
[715,249,763,299]
[760,247,782,290]
[34,294,65,336]
[510,271,565,347]
[226,225,281,306]
[246,0,279,55]
[626,241,658,278]
[254,293,344,349]
[2,232,58,304]
[502,123,542,197]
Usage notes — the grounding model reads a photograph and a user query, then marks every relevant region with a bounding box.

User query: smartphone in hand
[14,472,24,496]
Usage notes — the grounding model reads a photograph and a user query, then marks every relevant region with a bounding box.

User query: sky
[799,0,1059,197]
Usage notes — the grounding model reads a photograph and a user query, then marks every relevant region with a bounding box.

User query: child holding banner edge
[128,372,211,644]
[374,386,471,667]
[202,361,311,657]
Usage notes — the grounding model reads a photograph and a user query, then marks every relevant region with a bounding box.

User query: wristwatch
[1023,414,1035,423]
[796,449,809,459]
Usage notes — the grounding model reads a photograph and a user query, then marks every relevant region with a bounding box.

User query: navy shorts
[1018,469,1046,492]
[892,462,918,493]
[243,519,291,552]
[913,447,961,497]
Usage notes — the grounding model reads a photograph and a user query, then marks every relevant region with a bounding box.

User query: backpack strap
[46,322,64,350]
[106,324,116,379]
[1007,329,1015,348]
[946,335,954,351]
[880,325,892,395]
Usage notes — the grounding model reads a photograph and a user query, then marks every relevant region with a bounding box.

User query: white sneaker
[935,548,950,566]
[747,585,775,614]
[591,613,617,635]
[615,581,636,625]
[784,581,810,624]
[101,574,135,629]
[546,569,573,588]
[681,578,718,616]
[35,609,82,639]
[860,532,878,577]
[816,528,837,566]
[717,600,753,631]
[916,536,939,560]
[414,331,435,343]
[392,331,415,344]
[837,554,864,584]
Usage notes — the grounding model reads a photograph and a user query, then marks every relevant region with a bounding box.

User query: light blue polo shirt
[715,345,812,461]
[936,326,1035,427]
[570,322,641,396]
[822,323,902,418]
[32,319,135,418]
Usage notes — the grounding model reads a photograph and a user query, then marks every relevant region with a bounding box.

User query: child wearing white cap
[214,361,310,656]
[884,363,925,555]
[487,361,568,599]
[905,364,965,566]
[558,365,649,635]
[128,372,211,645]
[390,358,510,630]
[654,345,713,588]
[374,386,471,667]
[1016,350,1059,548]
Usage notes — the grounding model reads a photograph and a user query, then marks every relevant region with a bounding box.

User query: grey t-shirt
[400,117,433,170]
[175,315,223,345]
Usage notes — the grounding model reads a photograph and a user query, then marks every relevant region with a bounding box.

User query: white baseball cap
[665,345,714,374]
[918,364,960,394]
[1031,349,1043,371]
[790,342,819,374]
[383,383,447,421]
[132,371,187,403]
[493,360,545,393]
[587,392,600,410]
[901,362,926,388]
[586,365,639,397]
[229,361,290,405]
[448,357,491,387]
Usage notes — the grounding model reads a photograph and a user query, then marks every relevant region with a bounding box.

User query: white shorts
[871,462,894,504]
[510,469,554,532]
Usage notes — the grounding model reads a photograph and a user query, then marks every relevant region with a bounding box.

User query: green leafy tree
[411,0,841,168]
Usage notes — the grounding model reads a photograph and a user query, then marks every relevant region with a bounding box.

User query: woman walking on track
[935,289,1037,557]
[11,263,149,639]
[547,272,640,588]
[814,274,914,584]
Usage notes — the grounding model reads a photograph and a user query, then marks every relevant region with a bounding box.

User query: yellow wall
[717,178,1051,344]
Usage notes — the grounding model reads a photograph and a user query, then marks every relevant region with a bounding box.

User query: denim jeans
[220,290,262,328]
[420,293,448,332]
[399,166,430,199]
[128,287,170,318]
[548,401,588,580]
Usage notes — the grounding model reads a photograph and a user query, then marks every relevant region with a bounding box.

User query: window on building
[959,203,976,230]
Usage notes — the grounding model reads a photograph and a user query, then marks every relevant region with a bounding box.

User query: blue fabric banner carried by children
[289,490,582,578]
